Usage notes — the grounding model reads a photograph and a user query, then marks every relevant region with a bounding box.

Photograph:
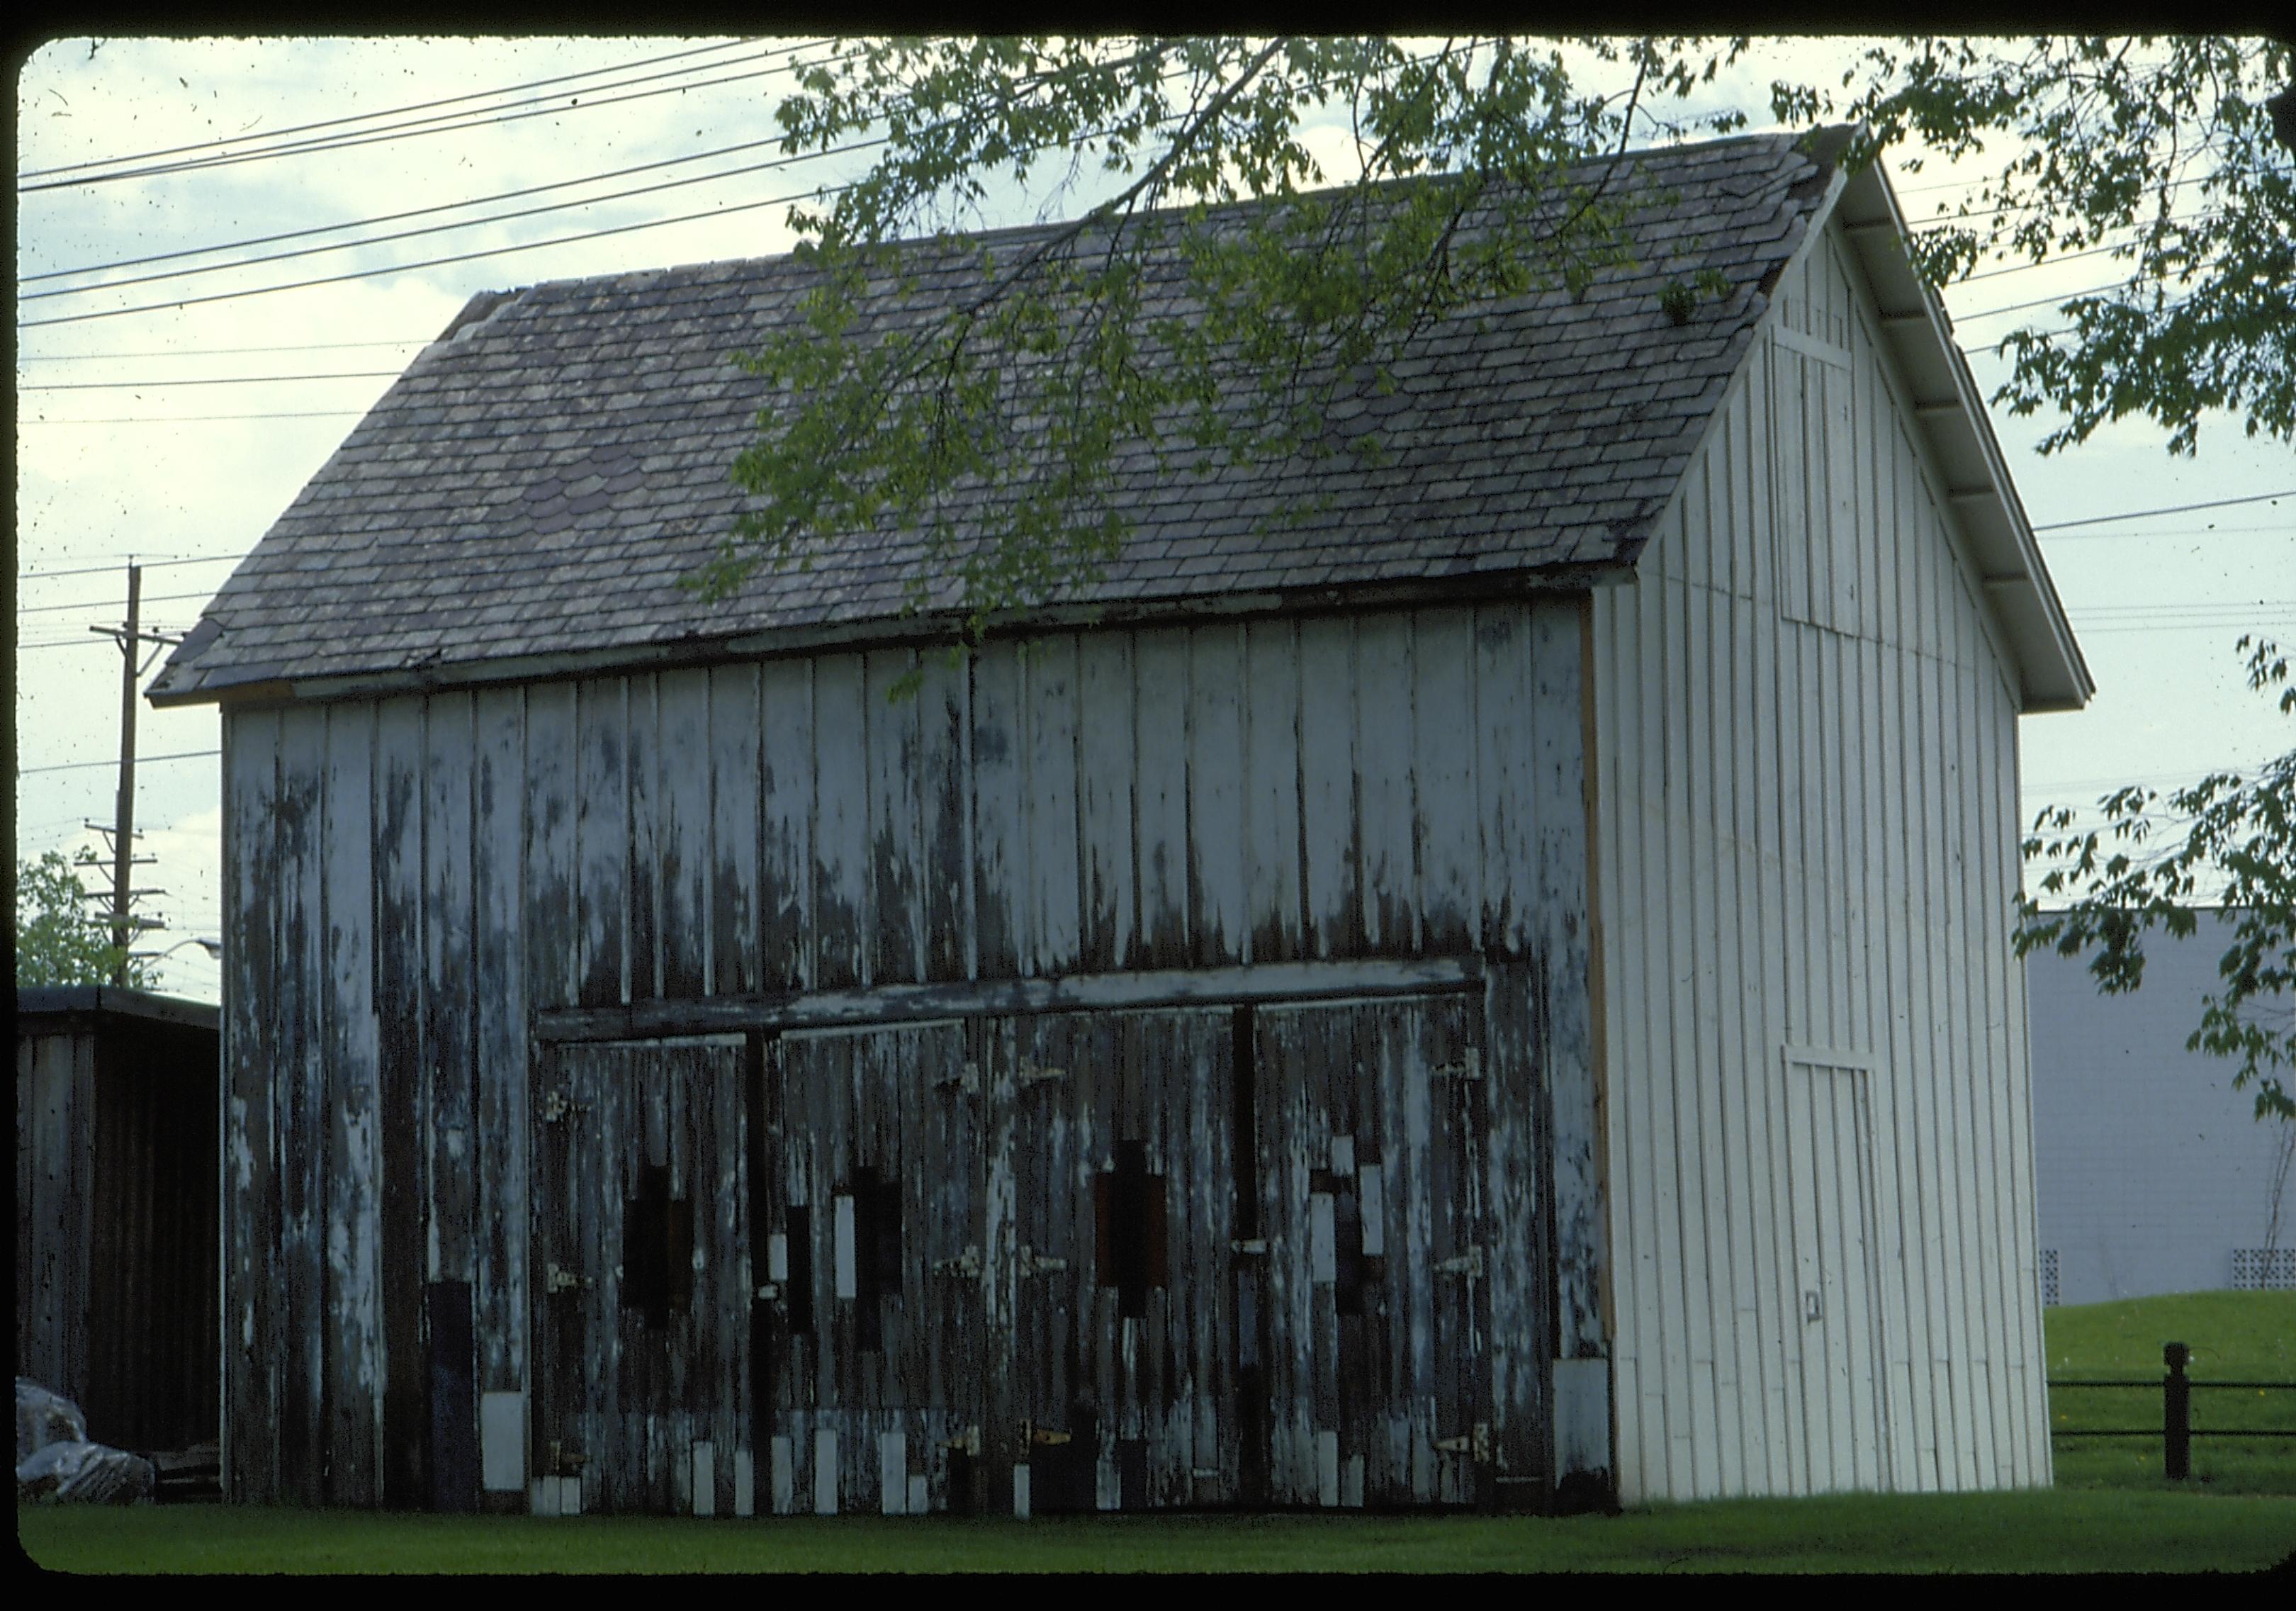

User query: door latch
[545,1263,593,1295]
[933,1246,983,1279]
[1015,1245,1068,1276]
[539,1089,591,1124]
[1434,1245,1484,1278]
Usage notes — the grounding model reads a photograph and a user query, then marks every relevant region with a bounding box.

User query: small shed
[153,127,2092,1514]
[16,985,221,1456]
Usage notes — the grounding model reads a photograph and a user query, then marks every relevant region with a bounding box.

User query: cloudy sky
[16,35,2292,1004]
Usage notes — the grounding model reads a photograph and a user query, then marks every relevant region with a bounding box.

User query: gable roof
[148,127,2087,712]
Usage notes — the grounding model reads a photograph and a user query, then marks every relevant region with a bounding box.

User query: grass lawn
[2044,1289,2296,1494]
[18,1291,2293,1573]
[16,1490,2295,1573]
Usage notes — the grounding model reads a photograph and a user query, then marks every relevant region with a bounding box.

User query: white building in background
[2028,909,2295,1306]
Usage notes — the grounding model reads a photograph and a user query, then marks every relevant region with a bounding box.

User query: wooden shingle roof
[154,130,1858,705]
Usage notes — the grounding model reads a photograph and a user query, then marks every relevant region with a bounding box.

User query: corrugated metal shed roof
[152,130,1856,704]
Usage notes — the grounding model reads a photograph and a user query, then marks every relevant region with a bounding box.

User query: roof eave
[147,561,1632,711]
[1828,163,2095,714]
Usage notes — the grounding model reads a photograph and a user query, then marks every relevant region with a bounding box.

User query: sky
[14,35,2293,1006]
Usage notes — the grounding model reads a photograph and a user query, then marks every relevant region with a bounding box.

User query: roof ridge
[461,126,1818,313]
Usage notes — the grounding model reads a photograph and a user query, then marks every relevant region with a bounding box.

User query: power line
[18,553,247,580]
[23,142,879,305]
[21,411,373,425]
[2033,491,2292,531]
[19,588,227,617]
[20,37,767,181]
[16,173,787,325]
[2080,619,2291,634]
[1908,170,2221,232]
[1954,260,2229,322]
[1952,218,2227,286]
[16,339,431,361]
[13,48,1372,332]
[21,371,402,391]
[16,749,220,775]
[25,133,807,288]
[2039,524,2285,538]
[18,46,839,193]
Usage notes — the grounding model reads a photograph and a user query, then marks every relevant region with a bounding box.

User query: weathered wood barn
[153,127,2092,1515]
[16,986,222,1456]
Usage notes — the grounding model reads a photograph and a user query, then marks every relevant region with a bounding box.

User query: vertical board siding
[1593,217,2051,1503]
[372,696,428,1506]
[322,702,382,1505]
[223,709,280,1498]
[220,590,1597,1511]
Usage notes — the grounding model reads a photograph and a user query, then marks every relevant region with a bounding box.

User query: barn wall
[16,1010,220,1454]
[218,596,1597,1510]
[1589,215,2051,1502]
[18,1024,98,1415]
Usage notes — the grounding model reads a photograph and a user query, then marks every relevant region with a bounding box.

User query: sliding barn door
[989,1006,1242,1512]
[756,1021,980,1515]
[1252,994,1492,1506]
[529,1039,750,1515]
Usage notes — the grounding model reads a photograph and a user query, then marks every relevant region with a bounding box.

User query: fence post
[2163,1342,2191,1481]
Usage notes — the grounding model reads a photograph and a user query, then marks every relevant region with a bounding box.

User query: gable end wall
[1589,215,2050,1501]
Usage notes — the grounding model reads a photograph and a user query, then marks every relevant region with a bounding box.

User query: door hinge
[1229,1237,1271,1257]
[1029,1427,1072,1447]
[932,1246,983,1279]
[1015,1245,1068,1276]
[934,1063,981,1096]
[1434,1245,1484,1278]
[547,1440,589,1477]
[1433,1424,1492,1461]
[544,1263,593,1296]
[539,1088,592,1123]
[1432,1050,1483,1081]
[1015,1061,1067,1087]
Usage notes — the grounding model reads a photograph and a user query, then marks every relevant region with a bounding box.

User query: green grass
[18,1290,2295,1573]
[2044,1289,2296,1493]
[16,1491,2295,1573]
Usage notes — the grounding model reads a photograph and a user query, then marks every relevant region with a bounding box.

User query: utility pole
[111,563,141,979]
[86,561,182,984]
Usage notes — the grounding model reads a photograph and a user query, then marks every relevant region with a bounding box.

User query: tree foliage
[13,848,154,989]
[704,34,2293,630]
[1788,36,2295,456]
[2015,638,2296,1122]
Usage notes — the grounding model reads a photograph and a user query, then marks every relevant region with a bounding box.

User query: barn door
[1253,994,1491,1507]
[757,1021,979,1515]
[991,1007,1240,1512]
[530,1039,749,1515]
[1782,1053,1893,1493]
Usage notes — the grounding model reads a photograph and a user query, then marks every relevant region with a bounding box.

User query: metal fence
[2048,1341,2295,1479]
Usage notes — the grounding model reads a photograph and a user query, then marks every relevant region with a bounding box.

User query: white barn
[155,126,2090,1514]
